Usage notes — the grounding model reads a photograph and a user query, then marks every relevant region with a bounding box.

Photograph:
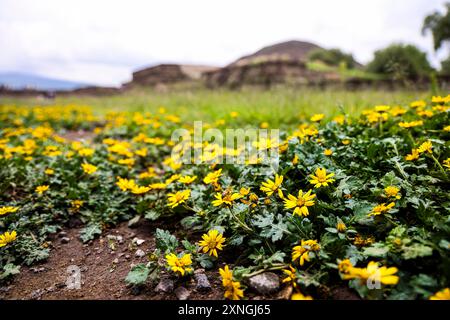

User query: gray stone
[174,286,190,300]
[155,278,174,293]
[194,273,211,292]
[58,231,68,238]
[135,249,145,257]
[60,237,70,244]
[132,237,145,246]
[248,272,280,294]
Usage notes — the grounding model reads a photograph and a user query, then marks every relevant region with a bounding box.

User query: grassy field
[0,88,434,127]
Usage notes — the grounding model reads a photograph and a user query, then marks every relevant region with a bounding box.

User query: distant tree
[308,48,357,69]
[422,3,450,51]
[367,44,433,79]
[441,55,450,75]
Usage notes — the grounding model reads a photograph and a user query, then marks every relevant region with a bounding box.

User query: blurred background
[0,0,448,92]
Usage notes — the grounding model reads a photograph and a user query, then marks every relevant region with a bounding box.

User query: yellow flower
[178,175,197,184]
[219,265,244,300]
[149,182,167,190]
[282,265,297,287]
[71,200,83,210]
[165,253,193,276]
[0,230,17,247]
[134,147,147,157]
[203,169,222,185]
[309,167,335,188]
[292,239,320,266]
[324,149,333,156]
[444,125,450,132]
[44,168,54,175]
[78,148,95,157]
[291,292,313,300]
[0,206,19,216]
[340,261,399,286]
[337,221,347,232]
[417,140,432,154]
[260,122,269,129]
[230,111,239,118]
[417,109,434,118]
[212,191,241,207]
[410,100,426,108]
[333,115,345,125]
[260,174,284,197]
[167,190,190,208]
[35,185,49,194]
[118,158,135,166]
[429,288,450,300]
[198,229,226,258]
[353,235,375,247]
[342,139,351,145]
[131,185,151,194]
[398,120,423,128]
[82,163,97,175]
[369,202,395,217]
[239,187,251,196]
[384,186,401,199]
[310,113,325,122]
[443,158,450,170]
[224,280,244,300]
[116,177,136,191]
[284,189,316,217]
[219,265,233,287]
[405,148,420,161]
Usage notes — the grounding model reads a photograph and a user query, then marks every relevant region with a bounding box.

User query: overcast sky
[0,0,448,86]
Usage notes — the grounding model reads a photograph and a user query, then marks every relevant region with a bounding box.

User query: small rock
[135,249,145,257]
[277,285,293,300]
[112,258,119,264]
[195,273,211,292]
[31,267,46,273]
[30,289,44,300]
[248,272,280,295]
[58,231,68,238]
[132,237,145,246]
[125,254,131,260]
[194,268,205,274]
[155,278,174,293]
[174,286,190,300]
[60,237,71,244]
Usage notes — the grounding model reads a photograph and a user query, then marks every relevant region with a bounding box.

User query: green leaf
[402,243,433,260]
[125,264,150,286]
[155,228,178,253]
[144,210,161,221]
[363,244,389,257]
[80,223,102,243]
[0,263,21,280]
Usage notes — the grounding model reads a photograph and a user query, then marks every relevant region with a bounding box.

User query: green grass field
[0,88,434,127]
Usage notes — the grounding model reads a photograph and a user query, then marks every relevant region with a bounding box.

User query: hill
[0,72,91,91]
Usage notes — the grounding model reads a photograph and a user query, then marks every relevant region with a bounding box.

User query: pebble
[248,272,280,295]
[154,278,174,293]
[194,273,211,292]
[174,286,190,300]
[135,249,145,257]
[60,237,71,244]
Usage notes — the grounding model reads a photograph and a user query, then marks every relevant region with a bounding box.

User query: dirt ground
[0,219,360,300]
[0,220,226,300]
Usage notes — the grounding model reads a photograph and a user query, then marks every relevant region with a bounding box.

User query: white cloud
[0,0,447,86]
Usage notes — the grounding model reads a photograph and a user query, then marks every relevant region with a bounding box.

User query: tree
[441,55,450,75]
[422,3,450,51]
[308,48,357,69]
[367,44,433,79]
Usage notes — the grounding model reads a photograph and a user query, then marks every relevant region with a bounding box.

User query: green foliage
[440,55,450,75]
[308,48,357,69]
[367,44,433,79]
[422,3,450,51]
